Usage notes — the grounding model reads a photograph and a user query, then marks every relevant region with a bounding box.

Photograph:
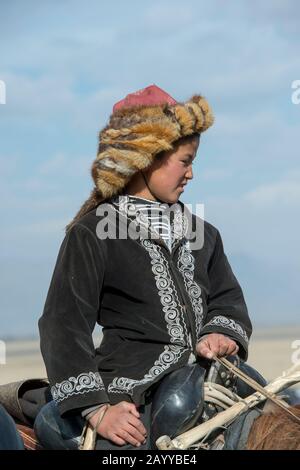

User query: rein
[214,356,300,425]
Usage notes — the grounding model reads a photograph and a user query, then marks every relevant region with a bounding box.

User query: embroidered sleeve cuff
[50,371,109,417]
[200,315,249,360]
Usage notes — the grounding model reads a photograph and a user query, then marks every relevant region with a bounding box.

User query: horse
[246,403,300,450]
[2,365,300,450]
[12,401,300,450]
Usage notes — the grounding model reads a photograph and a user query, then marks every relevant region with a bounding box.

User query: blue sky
[0,0,300,337]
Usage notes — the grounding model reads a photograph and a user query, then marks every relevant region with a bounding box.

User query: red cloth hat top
[113,84,177,112]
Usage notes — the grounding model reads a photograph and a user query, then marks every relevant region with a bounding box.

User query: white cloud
[1,0,299,132]
[1,0,300,332]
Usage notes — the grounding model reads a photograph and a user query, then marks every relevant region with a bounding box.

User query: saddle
[150,356,268,449]
[0,378,50,450]
[0,359,268,450]
[15,423,43,450]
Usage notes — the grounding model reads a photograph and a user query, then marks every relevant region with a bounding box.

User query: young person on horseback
[1,85,265,449]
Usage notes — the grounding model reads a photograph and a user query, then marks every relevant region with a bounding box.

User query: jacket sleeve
[200,229,252,360]
[39,223,109,416]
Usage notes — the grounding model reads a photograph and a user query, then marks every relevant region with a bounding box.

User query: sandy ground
[1,327,300,385]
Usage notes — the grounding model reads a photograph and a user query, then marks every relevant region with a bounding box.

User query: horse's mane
[247,404,300,450]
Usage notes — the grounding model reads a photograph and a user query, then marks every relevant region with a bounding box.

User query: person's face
[144,135,200,203]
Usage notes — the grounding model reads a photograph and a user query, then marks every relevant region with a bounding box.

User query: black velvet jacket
[39,195,252,416]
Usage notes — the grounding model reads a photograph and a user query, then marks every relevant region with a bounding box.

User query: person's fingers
[108,433,127,446]
[129,406,140,418]
[125,423,147,444]
[196,334,239,359]
[205,336,220,357]
[127,403,140,418]
[196,341,214,359]
[128,415,147,437]
[121,402,140,418]
[199,342,219,358]
[222,338,238,357]
[217,337,231,357]
[230,344,239,356]
[117,428,142,447]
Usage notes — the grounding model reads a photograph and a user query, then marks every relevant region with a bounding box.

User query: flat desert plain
[1,326,300,387]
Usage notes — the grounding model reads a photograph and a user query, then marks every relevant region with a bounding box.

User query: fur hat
[67,84,214,230]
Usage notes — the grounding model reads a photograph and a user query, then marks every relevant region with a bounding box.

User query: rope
[214,356,300,425]
[204,382,243,409]
[79,404,110,450]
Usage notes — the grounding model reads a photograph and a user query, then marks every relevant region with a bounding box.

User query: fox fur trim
[66,94,214,231]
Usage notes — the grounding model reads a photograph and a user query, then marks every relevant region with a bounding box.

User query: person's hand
[196,333,239,359]
[88,401,147,447]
